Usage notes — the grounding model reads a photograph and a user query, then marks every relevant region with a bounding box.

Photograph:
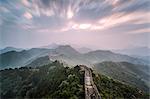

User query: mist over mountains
[0,45,149,69]
[112,47,150,57]
[0,47,23,54]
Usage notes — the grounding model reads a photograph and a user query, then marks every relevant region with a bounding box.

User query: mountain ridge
[112,46,150,57]
[0,47,23,54]
[0,45,149,69]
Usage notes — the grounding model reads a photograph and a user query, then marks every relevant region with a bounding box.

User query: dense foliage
[94,61,149,92]
[1,60,149,99]
[92,71,149,99]
[0,61,84,99]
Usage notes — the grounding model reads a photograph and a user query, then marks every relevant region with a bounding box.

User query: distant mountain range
[112,47,150,57]
[0,48,51,69]
[2,46,149,58]
[40,43,92,53]
[0,45,149,69]
[40,43,59,49]
[0,47,23,54]
[83,50,148,65]
[76,47,92,53]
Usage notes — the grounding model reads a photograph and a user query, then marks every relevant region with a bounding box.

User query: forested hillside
[0,61,84,99]
[0,61,149,99]
[92,71,149,99]
[94,61,150,92]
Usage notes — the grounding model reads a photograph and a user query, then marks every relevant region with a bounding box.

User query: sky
[0,0,150,50]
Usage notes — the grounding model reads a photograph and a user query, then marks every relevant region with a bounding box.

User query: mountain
[0,45,89,69]
[49,45,148,66]
[55,45,80,56]
[84,50,147,65]
[25,56,52,68]
[138,56,150,62]
[113,47,150,57]
[0,48,51,69]
[131,55,150,65]
[92,70,149,99]
[0,47,23,54]
[49,45,92,66]
[40,43,59,49]
[1,45,148,69]
[94,61,150,92]
[76,47,92,53]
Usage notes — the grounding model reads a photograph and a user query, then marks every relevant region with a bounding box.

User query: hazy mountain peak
[56,45,78,51]
[76,47,92,53]
[40,43,59,49]
[57,45,72,48]
[0,47,23,54]
[86,50,113,54]
[55,45,80,55]
[113,46,150,56]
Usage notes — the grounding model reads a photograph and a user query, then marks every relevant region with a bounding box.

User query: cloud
[2,0,148,31]
[115,0,150,13]
[67,7,74,19]
[1,0,149,49]
[128,28,150,34]
[22,0,31,7]
[96,11,150,30]
[23,12,33,19]
[0,6,10,13]
[54,11,150,32]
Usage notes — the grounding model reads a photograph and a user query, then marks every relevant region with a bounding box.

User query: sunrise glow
[79,24,91,29]
[67,10,74,19]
